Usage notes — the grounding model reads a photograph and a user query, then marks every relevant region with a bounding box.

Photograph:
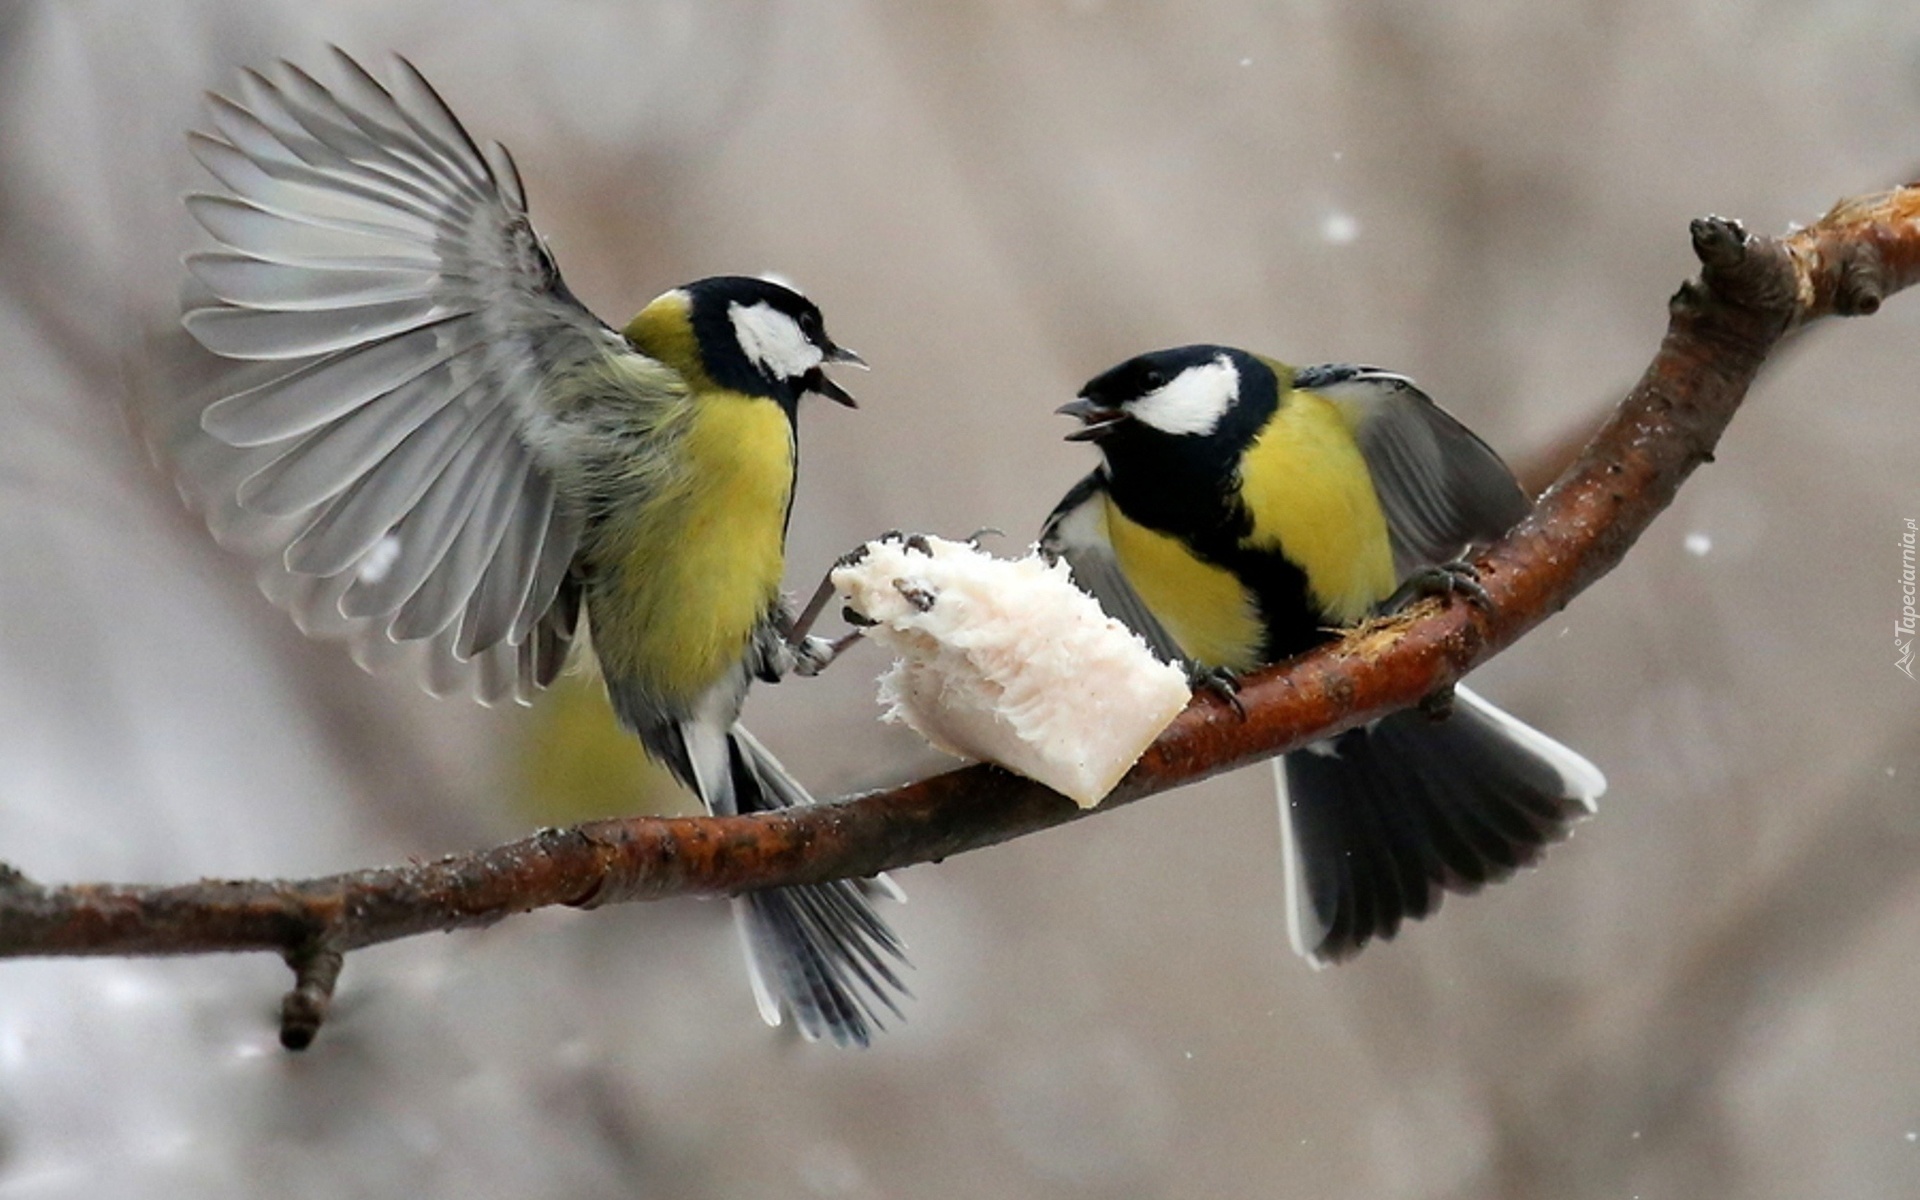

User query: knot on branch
[1690,214,1749,270]
[280,938,345,1051]
[1833,248,1886,315]
[1686,215,1799,322]
[0,862,38,898]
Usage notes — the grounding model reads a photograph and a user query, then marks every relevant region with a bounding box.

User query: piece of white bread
[832,535,1191,807]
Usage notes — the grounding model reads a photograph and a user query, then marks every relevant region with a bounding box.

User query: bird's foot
[1384,559,1493,616]
[790,631,863,678]
[784,536,895,655]
[1189,663,1247,720]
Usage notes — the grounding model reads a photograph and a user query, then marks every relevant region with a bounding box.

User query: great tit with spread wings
[166,50,906,1045]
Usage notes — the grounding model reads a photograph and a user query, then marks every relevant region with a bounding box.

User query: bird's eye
[1141,369,1166,390]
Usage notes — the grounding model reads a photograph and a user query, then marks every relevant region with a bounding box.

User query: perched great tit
[169,51,906,1045]
[1043,345,1605,965]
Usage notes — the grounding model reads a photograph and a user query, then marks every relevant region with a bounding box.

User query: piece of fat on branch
[831,534,1191,807]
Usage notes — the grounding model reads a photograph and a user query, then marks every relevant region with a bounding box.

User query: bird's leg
[781,540,886,678]
[787,574,841,646]
[1381,560,1490,720]
[1189,662,1247,720]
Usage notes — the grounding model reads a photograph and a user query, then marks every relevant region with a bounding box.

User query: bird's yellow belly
[590,395,794,708]
[1104,497,1266,673]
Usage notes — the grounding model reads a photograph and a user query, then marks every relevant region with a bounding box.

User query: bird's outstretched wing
[1295,365,1532,580]
[1039,472,1191,667]
[175,49,634,702]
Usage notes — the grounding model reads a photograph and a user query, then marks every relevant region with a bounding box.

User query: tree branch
[5,189,1917,1047]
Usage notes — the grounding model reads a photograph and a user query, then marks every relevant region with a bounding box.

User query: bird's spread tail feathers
[1277,685,1604,966]
[657,721,910,1047]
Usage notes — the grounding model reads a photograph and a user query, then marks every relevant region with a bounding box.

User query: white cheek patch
[1130,355,1240,436]
[728,300,823,381]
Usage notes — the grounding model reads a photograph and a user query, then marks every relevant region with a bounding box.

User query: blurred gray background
[3,1,1919,1197]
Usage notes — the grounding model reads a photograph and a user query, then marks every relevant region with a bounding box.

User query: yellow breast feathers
[1237,387,1396,625]
[593,391,795,706]
[1103,495,1266,673]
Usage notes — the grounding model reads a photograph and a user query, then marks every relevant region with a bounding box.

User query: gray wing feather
[485,141,528,211]
[1304,367,1531,578]
[524,577,582,689]
[337,405,521,622]
[1039,472,1191,667]
[203,317,485,446]
[173,51,623,703]
[387,419,529,639]
[455,456,551,655]
[255,549,355,638]
[474,638,519,705]
[514,498,582,647]
[189,117,445,233]
[186,288,452,360]
[189,250,437,310]
[275,372,489,567]
[235,350,484,520]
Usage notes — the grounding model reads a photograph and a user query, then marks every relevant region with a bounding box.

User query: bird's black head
[683,275,865,409]
[1057,345,1283,529]
[1058,345,1278,453]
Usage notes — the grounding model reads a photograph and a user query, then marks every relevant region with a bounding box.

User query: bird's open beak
[806,369,858,407]
[1056,396,1128,441]
[806,343,865,407]
[826,343,868,370]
